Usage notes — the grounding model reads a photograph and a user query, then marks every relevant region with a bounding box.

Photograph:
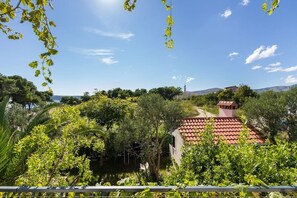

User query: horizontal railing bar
[0,186,297,193]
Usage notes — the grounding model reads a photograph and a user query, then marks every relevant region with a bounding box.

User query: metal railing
[0,186,297,193]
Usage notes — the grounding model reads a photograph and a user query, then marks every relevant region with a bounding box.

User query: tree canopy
[0,74,52,108]
[243,87,297,141]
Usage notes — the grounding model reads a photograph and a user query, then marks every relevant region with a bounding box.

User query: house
[225,85,238,93]
[169,101,265,165]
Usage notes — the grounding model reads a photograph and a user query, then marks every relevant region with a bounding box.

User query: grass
[202,105,219,116]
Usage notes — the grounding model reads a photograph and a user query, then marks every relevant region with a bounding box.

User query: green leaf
[262,3,267,11]
[29,61,38,69]
[46,59,53,66]
[167,15,174,26]
[35,70,41,77]
[49,21,56,27]
[42,82,48,87]
[49,49,58,55]
[165,5,171,11]
[165,39,174,49]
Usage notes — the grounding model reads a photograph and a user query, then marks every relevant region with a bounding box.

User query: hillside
[187,84,297,96]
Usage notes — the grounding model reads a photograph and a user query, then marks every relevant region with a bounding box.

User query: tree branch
[0,0,22,17]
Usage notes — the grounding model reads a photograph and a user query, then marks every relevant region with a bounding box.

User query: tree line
[60,86,183,105]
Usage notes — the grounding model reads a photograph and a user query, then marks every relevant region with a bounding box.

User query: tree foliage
[149,86,182,100]
[79,95,132,130]
[0,74,52,107]
[0,100,58,184]
[243,87,297,141]
[233,85,258,106]
[218,88,234,101]
[0,0,57,87]
[119,94,185,181]
[14,106,104,186]
[60,96,81,106]
[263,0,280,15]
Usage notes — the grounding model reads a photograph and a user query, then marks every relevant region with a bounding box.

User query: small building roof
[217,101,238,107]
[178,117,265,145]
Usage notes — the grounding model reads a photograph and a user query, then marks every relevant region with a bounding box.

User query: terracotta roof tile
[178,117,265,145]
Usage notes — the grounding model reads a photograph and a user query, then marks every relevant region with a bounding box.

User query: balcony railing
[0,186,297,197]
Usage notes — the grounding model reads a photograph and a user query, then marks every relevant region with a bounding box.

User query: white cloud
[85,28,134,40]
[245,45,278,64]
[285,75,297,84]
[81,49,113,56]
[228,52,239,60]
[241,0,250,6]
[251,65,262,70]
[269,62,281,67]
[221,9,232,18]
[172,76,177,80]
[186,77,195,83]
[267,67,283,73]
[265,65,297,73]
[101,57,118,65]
[282,65,297,72]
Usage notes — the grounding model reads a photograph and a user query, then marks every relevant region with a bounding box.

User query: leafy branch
[0,0,57,91]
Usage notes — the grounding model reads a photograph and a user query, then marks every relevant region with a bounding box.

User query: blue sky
[1,0,297,95]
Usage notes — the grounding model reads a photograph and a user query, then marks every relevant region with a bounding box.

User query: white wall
[169,129,184,165]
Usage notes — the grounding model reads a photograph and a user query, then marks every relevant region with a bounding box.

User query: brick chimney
[217,101,238,117]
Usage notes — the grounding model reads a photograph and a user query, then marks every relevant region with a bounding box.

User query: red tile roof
[178,117,265,145]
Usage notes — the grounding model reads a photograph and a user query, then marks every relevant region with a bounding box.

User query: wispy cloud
[285,75,297,84]
[241,0,250,6]
[221,8,232,18]
[101,57,118,65]
[269,62,281,67]
[73,48,119,65]
[80,48,113,56]
[251,65,262,70]
[265,65,297,73]
[186,77,195,83]
[282,65,297,72]
[245,45,278,64]
[85,28,134,40]
[172,75,195,83]
[228,52,239,60]
[267,67,283,73]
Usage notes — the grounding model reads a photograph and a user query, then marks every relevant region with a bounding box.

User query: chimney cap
[217,101,238,107]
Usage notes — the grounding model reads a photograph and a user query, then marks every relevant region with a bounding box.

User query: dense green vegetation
[243,87,297,142]
[1,74,297,197]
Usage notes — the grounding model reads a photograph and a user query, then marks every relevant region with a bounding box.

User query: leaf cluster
[0,0,57,88]
[12,106,104,186]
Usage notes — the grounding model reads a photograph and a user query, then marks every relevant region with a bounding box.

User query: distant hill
[254,85,296,93]
[187,84,297,96]
[187,88,222,96]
